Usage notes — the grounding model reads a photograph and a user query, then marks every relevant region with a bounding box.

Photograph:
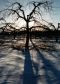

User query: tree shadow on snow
[0,38,60,84]
[31,40,60,84]
[22,48,38,84]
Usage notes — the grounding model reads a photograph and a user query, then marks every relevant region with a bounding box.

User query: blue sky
[0,0,60,27]
[51,0,60,25]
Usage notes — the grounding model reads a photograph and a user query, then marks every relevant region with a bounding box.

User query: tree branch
[30,25,51,31]
[9,2,26,20]
[28,1,52,20]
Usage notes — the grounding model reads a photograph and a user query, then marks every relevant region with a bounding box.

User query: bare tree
[0,1,52,48]
[49,23,60,42]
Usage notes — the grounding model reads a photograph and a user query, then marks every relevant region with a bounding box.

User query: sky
[0,0,60,27]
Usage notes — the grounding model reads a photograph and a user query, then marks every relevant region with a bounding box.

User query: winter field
[0,36,60,84]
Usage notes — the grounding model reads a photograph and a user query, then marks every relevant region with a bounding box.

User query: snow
[0,38,60,84]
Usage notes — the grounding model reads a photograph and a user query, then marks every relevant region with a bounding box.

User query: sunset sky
[0,0,60,27]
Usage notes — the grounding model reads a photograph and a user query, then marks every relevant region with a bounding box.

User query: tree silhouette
[0,1,52,48]
[49,23,60,42]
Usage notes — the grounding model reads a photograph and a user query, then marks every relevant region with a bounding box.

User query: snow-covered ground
[0,38,60,84]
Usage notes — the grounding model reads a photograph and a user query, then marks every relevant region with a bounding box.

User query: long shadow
[0,47,22,84]
[22,48,37,84]
[0,62,21,84]
[0,70,12,84]
[37,50,60,84]
[0,65,14,84]
[30,39,60,84]
[47,51,60,59]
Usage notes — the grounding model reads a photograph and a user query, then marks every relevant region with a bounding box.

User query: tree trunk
[25,20,29,49]
[13,30,16,39]
[55,36,58,42]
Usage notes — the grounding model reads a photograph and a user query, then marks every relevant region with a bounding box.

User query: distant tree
[0,1,52,48]
[58,23,60,29]
[0,22,14,32]
[49,23,60,42]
